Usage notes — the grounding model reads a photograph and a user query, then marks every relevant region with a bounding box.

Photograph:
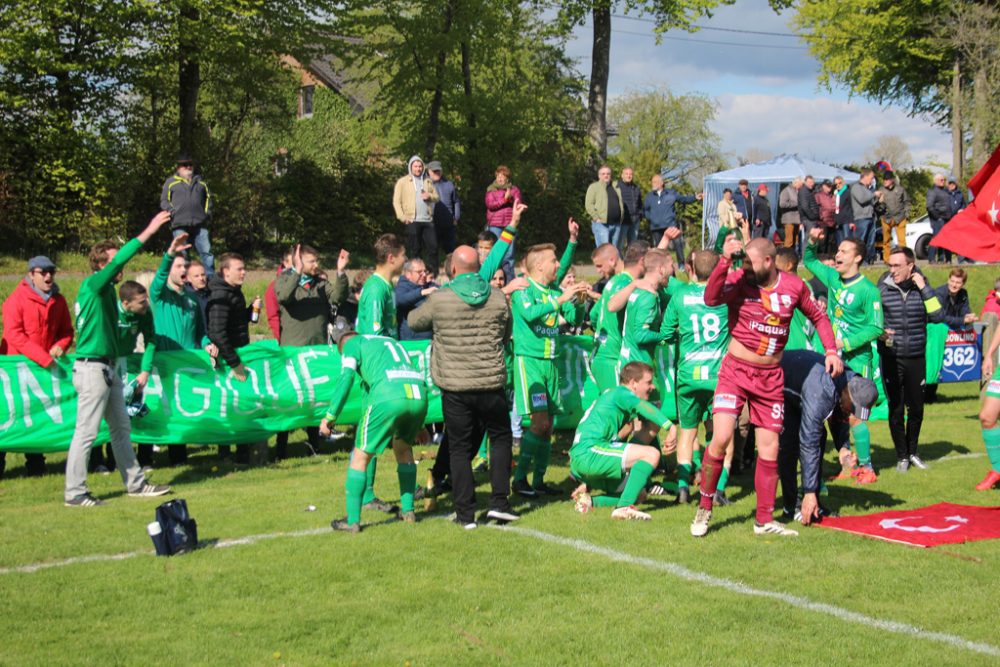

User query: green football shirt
[571,386,671,454]
[661,281,728,391]
[512,277,580,359]
[356,273,397,339]
[622,287,665,366]
[591,272,633,361]
[324,334,426,420]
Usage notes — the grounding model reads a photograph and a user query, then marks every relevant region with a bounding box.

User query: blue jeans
[591,221,622,249]
[621,222,639,252]
[173,225,214,275]
[928,218,952,263]
[849,218,875,264]
[651,227,686,267]
[487,225,515,281]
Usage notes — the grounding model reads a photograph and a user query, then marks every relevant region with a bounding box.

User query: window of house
[298,85,315,119]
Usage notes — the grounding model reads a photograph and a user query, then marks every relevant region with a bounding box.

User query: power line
[611,12,809,39]
[611,28,809,50]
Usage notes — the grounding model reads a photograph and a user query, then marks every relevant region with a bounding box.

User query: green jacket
[116,301,156,372]
[150,252,207,351]
[274,270,348,346]
[74,238,144,360]
[585,180,624,223]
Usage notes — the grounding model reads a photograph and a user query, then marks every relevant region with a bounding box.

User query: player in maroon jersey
[690,236,842,538]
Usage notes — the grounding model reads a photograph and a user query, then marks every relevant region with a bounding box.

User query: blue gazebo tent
[701,154,860,246]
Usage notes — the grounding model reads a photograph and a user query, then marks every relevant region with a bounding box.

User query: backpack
[149,499,198,556]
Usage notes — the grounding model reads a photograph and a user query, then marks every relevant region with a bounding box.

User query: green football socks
[532,435,551,487]
[618,461,655,507]
[514,431,541,482]
[677,462,692,489]
[693,448,703,472]
[983,427,1000,472]
[851,422,872,467]
[593,495,619,507]
[345,468,366,525]
[717,465,730,493]
[397,463,417,513]
[362,457,377,504]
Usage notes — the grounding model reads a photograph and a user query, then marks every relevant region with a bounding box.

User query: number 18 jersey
[661,281,729,391]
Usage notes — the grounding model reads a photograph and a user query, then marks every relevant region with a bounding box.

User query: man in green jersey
[805,227,884,481]
[510,238,590,497]
[319,320,428,533]
[569,362,676,520]
[589,242,646,393]
[661,250,732,505]
[64,211,173,507]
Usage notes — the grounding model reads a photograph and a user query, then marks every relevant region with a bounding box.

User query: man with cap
[0,256,74,479]
[752,184,772,240]
[161,154,214,275]
[319,318,428,533]
[427,160,461,256]
[777,350,878,525]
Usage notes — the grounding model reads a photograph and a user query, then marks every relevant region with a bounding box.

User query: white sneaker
[753,521,799,537]
[611,505,651,521]
[690,507,712,537]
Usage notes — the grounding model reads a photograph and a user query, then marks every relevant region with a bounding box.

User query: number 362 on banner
[939,329,981,383]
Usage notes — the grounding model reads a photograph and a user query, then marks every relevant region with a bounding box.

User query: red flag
[818,503,1000,547]
[931,143,1000,261]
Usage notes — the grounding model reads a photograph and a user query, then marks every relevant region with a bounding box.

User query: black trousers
[405,221,438,274]
[880,351,925,460]
[441,389,513,522]
[777,402,804,514]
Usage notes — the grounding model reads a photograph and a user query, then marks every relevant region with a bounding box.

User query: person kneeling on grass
[569,362,676,521]
[319,319,428,534]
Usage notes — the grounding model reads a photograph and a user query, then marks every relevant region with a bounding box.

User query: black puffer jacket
[876,270,945,358]
[206,275,252,368]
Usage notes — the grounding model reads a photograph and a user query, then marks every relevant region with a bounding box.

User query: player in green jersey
[588,242,646,393]
[661,250,733,504]
[319,320,428,533]
[510,231,590,497]
[616,249,674,402]
[569,362,676,520]
[977,327,1000,491]
[805,227,884,481]
[354,233,408,513]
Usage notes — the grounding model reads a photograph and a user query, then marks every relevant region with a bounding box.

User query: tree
[557,0,730,161]
[606,87,721,187]
[864,135,913,170]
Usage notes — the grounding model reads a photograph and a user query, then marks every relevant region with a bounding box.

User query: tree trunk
[971,65,989,170]
[178,3,201,156]
[587,4,612,161]
[425,2,455,159]
[950,57,963,180]
[461,39,480,177]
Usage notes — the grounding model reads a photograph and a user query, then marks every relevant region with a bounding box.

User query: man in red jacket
[0,256,74,478]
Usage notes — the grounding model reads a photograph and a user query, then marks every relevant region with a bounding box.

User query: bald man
[409,242,519,528]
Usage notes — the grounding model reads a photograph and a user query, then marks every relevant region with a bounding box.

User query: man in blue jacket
[395,258,438,341]
[643,173,703,269]
[778,350,878,525]
[926,173,953,264]
[428,161,461,255]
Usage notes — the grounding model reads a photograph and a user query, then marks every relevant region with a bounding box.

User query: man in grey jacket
[408,230,521,529]
[850,169,881,264]
[161,155,214,275]
[877,172,910,263]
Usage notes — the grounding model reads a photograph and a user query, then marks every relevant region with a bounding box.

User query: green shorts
[986,366,1000,399]
[844,350,874,380]
[356,398,428,455]
[590,355,619,394]
[676,385,714,429]
[570,441,629,494]
[514,355,562,416]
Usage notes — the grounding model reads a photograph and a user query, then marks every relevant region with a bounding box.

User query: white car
[904,215,933,260]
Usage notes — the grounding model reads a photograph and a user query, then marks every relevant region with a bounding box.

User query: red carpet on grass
[819,503,1000,547]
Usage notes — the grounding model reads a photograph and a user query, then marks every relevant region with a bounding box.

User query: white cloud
[712,94,951,168]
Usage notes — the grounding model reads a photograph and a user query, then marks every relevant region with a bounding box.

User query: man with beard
[691,236,841,537]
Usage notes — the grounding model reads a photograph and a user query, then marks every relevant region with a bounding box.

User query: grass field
[1,380,998,666]
[1,255,999,665]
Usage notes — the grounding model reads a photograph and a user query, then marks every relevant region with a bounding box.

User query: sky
[561,0,953,169]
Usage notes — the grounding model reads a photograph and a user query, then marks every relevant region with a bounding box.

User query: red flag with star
[930,143,1000,261]
[818,503,1000,547]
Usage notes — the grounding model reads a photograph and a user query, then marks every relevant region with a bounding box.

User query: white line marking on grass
[490,525,1000,658]
[0,527,331,576]
[933,453,986,463]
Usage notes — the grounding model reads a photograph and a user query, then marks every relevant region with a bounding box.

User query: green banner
[0,328,948,454]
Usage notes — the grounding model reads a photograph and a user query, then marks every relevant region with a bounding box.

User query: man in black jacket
[617,167,643,254]
[797,175,819,255]
[926,174,953,264]
[778,350,878,525]
[161,155,214,274]
[206,253,262,463]
[752,184,772,240]
[877,247,945,472]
